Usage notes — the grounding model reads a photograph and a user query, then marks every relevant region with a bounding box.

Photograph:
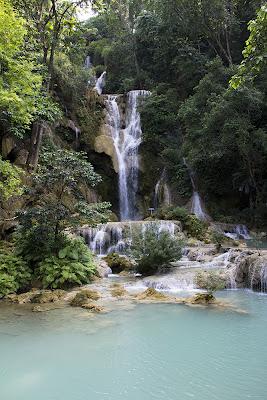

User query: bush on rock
[129,224,182,275]
[195,270,226,295]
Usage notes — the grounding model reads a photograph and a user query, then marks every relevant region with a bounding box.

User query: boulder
[96,260,112,278]
[70,289,100,307]
[110,284,127,297]
[136,288,170,301]
[188,293,215,304]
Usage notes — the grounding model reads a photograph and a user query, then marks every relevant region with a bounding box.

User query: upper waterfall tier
[103,90,150,221]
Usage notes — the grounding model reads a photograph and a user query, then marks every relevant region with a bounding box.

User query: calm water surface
[0,291,266,400]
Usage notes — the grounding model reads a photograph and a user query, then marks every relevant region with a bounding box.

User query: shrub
[211,231,226,252]
[0,252,31,298]
[156,206,189,223]
[130,224,183,275]
[104,253,132,273]
[156,206,208,240]
[195,270,226,294]
[184,215,208,240]
[35,238,96,289]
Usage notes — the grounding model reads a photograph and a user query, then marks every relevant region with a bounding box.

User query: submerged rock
[32,304,63,312]
[81,303,105,312]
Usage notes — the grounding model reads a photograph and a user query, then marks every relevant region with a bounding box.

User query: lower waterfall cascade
[79,220,179,256]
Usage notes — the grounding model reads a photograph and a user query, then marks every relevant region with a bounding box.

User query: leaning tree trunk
[27,121,45,172]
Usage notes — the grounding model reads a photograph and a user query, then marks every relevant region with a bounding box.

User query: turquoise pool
[0,291,266,400]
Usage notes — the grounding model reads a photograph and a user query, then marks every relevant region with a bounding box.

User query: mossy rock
[189,293,215,304]
[81,289,100,301]
[70,289,100,307]
[5,291,35,304]
[104,253,133,274]
[110,284,127,297]
[31,290,66,304]
[136,288,169,301]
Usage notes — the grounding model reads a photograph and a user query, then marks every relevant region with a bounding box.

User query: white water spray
[94,71,106,95]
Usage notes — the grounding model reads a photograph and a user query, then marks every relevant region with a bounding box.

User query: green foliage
[35,238,96,289]
[156,206,208,240]
[77,92,105,146]
[195,270,226,294]
[184,215,208,241]
[231,5,267,88]
[104,253,132,273]
[0,0,42,131]
[17,148,110,251]
[179,58,267,223]
[156,206,189,223]
[130,224,182,275]
[211,231,226,251]
[0,250,31,297]
[0,156,23,200]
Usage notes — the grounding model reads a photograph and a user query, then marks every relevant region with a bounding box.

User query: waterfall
[224,224,251,240]
[183,158,210,221]
[80,220,179,256]
[191,191,209,221]
[154,168,171,209]
[124,90,151,219]
[105,90,150,220]
[127,250,233,293]
[94,71,106,95]
[84,55,92,69]
[105,95,129,220]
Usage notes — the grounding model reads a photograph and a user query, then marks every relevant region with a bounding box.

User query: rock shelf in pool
[1,285,248,314]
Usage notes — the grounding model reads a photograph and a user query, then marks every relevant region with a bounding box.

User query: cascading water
[224,224,251,240]
[183,158,210,221]
[191,191,209,221]
[105,90,150,220]
[124,90,151,219]
[94,71,106,95]
[84,55,92,69]
[153,168,171,209]
[79,220,178,256]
